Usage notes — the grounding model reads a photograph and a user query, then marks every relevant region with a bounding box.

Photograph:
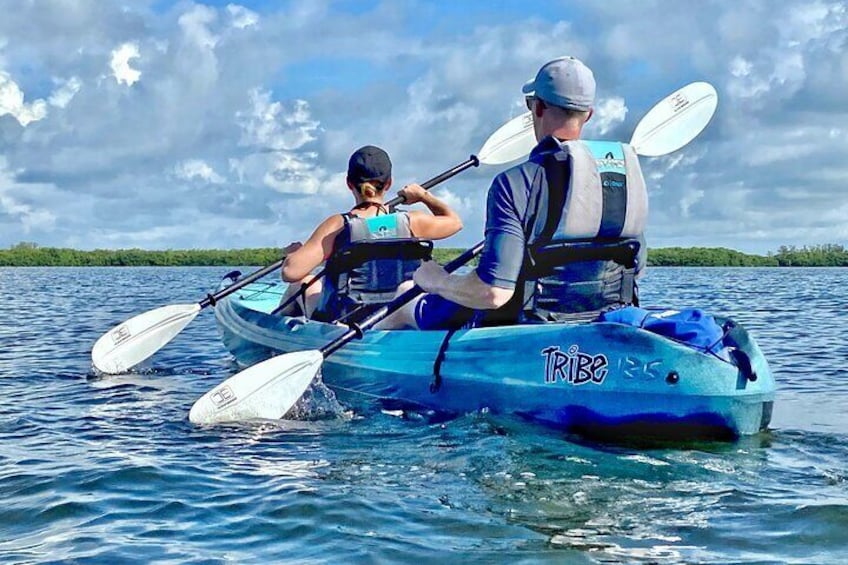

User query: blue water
[1,266,847,563]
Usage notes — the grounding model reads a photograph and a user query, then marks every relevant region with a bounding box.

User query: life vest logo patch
[364,215,399,239]
[542,345,608,385]
[374,225,396,238]
[596,157,625,170]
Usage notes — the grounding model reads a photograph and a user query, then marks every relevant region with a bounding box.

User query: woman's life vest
[312,211,432,322]
[492,140,648,324]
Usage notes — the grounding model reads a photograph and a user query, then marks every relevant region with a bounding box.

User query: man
[379,56,647,330]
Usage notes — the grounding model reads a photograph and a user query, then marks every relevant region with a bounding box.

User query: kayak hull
[215,280,776,440]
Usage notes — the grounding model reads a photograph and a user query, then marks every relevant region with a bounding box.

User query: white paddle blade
[477,111,536,165]
[189,350,323,425]
[630,81,718,157]
[91,303,201,374]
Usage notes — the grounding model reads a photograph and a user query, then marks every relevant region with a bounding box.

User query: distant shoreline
[1,244,846,267]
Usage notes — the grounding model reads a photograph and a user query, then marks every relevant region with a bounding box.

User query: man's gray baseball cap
[522,56,595,111]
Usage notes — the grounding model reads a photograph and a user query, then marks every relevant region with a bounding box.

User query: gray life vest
[313,211,432,322]
[493,140,648,324]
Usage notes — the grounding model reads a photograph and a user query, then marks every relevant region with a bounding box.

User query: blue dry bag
[599,307,725,354]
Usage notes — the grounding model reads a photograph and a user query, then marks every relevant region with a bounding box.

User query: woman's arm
[400,184,463,240]
[281,215,344,282]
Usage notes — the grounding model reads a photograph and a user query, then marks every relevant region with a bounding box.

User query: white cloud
[237,90,319,151]
[178,4,219,49]
[421,80,475,126]
[234,89,326,195]
[173,159,225,184]
[0,71,48,126]
[591,96,628,135]
[726,54,771,99]
[679,186,705,219]
[48,76,82,108]
[0,157,56,232]
[782,1,847,44]
[424,187,475,219]
[729,56,752,77]
[228,158,246,183]
[227,4,259,30]
[741,140,818,167]
[643,149,705,186]
[772,52,806,90]
[262,151,323,195]
[109,43,141,86]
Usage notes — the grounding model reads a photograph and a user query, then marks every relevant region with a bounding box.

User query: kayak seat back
[314,239,433,322]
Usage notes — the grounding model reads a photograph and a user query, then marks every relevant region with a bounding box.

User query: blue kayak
[214,278,776,440]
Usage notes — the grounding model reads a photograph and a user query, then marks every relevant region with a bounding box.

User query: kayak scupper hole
[666,371,680,385]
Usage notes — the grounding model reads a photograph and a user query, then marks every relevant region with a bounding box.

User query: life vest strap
[527,238,639,275]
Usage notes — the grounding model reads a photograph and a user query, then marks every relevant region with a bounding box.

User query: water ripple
[1,266,847,563]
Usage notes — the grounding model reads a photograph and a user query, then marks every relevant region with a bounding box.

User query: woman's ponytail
[358,181,381,199]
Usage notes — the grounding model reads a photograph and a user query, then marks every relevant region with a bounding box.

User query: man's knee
[375,281,420,330]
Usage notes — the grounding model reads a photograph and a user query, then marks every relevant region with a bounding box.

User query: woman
[278,145,462,321]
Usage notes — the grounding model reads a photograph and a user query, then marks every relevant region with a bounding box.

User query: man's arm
[414,261,514,309]
[413,172,527,309]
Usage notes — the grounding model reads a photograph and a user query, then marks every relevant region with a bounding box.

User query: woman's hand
[398,184,428,205]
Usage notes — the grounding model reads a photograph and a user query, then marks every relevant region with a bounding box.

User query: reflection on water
[0,266,847,563]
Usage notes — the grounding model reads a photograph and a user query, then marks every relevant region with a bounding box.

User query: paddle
[270,112,538,317]
[90,112,538,375]
[188,81,719,425]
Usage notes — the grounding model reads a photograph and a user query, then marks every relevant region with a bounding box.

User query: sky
[0,0,846,254]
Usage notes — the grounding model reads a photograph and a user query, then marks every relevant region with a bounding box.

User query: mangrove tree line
[1,242,846,267]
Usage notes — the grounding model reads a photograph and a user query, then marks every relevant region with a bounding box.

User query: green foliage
[647,247,779,267]
[0,245,282,267]
[772,244,848,267]
[432,247,471,264]
[647,245,848,266]
[2,242,846,267]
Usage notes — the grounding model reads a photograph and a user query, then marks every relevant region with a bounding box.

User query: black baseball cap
[347,145,392,184]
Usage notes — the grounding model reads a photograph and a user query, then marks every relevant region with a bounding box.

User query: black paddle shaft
[199,259,284,309]
[384,155,479,208]
[270,155,480,316]
[320,240,485,358]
